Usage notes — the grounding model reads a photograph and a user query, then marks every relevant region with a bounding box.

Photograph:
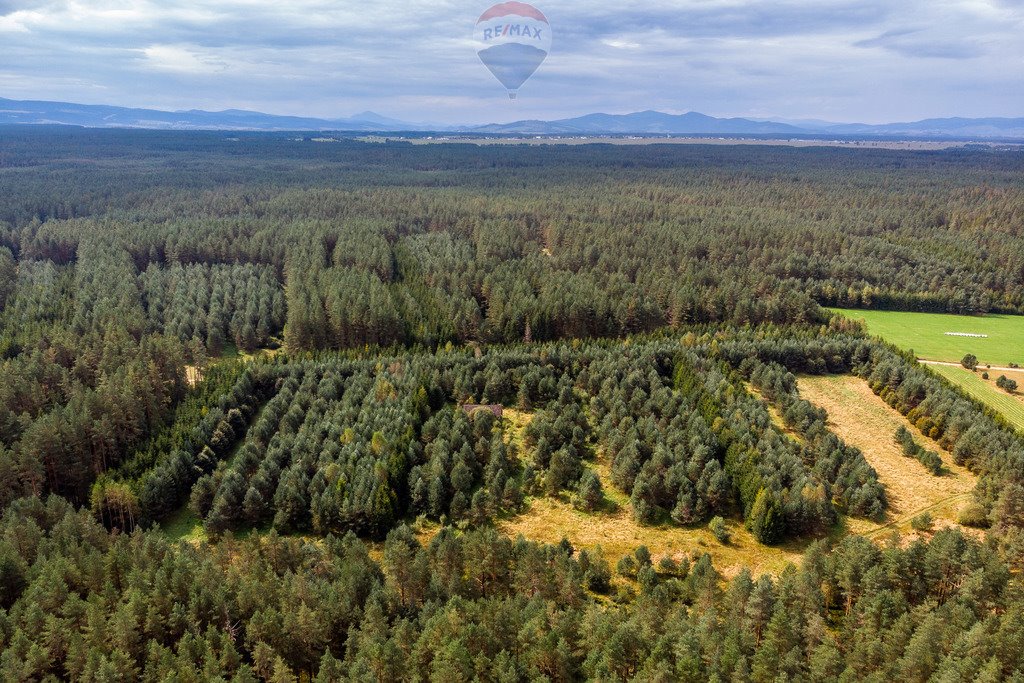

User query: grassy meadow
[926,364,1024,433]
[797,374,977,537]
[830,308,1024,366]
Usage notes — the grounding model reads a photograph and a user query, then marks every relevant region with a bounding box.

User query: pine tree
[575,470,604,511]
[749,489,784,545]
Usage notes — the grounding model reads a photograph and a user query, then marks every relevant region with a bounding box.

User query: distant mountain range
[2,97,1023,139]
[0,97,402,131]
[814,117,1024,139]
[469,110,804,135]
[468,110,1024,138]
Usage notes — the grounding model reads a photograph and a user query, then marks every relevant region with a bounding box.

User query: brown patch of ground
[983,367,1024,389]
[797,375,977,538]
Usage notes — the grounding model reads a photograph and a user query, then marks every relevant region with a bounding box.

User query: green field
[160,506,207,543]
[926,364,1024,432]
[830,308,1024,366]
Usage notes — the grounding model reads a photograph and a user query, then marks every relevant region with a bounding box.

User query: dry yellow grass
[745,383,805,444]
[501,408,534,456]
[797,375,977,537]
[498,495,811,579]
[184,365,203,387]
[498,429,810,578]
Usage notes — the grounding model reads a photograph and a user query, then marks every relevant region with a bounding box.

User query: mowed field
[830,308,1024,367]
[926,364,1024,432]
[797,374,977,537]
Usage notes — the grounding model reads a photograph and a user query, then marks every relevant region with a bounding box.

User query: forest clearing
[831,308,1024,366]
[497,407,811,578]
[797,375,977,535]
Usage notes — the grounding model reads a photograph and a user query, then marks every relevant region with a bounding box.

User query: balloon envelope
[475,2,551,98]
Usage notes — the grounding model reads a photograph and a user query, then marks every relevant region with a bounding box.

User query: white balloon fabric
[474,2,551,99]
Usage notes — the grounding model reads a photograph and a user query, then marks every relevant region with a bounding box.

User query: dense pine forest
[3,129,1024,681]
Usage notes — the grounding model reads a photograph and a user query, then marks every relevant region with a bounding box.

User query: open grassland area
[797,374,976,537]
[499,457,810,579]
[833,307,1024,428]
[496,408,812,577]
[927,364,1024,433]
[830,308,1024,366]
[501,407,534,454]
[161,507,208,544]
[498,495,810,580]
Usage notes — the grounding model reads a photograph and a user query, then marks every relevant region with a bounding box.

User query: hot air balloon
[474,2,551,99]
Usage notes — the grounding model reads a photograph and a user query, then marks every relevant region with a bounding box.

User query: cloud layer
[1,0,1021,124]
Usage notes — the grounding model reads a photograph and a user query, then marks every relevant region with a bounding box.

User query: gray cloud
[558,1,892,44]
[855,28,984,59]
[0,0,1021,124]
[0,0,52,15]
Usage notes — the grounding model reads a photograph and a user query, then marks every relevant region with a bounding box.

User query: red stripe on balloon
[477,2,548,23]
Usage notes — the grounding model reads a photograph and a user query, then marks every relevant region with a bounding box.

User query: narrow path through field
[919,359,1021,373]
[859,493,972,539]
[797,375,977,535]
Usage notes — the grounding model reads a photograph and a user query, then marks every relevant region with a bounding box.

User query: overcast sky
[1,0,1022,124]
